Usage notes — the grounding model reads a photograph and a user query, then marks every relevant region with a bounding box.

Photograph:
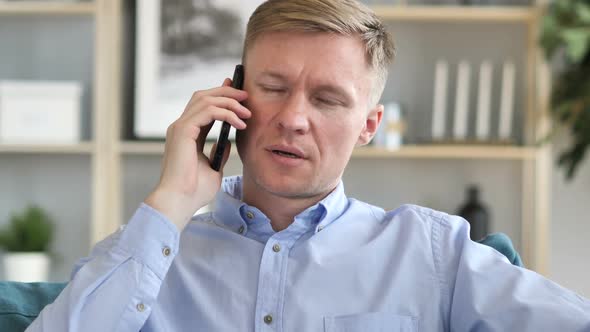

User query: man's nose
[275,92,310,135]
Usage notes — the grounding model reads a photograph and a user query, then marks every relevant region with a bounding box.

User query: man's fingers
[189,106,246,150]
[185,85,247,111]
[196,121,214,152]
[197,106,247,130]
[180,77,249,125]
[174,78,248,154]
[200,96,251,119]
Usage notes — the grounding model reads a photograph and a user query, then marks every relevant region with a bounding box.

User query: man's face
[237,31,382,199]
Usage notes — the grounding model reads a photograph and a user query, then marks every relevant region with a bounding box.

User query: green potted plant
[540,0,590,180]
[0,205,54,282]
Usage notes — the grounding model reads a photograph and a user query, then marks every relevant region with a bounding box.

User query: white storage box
[0,80,82,144]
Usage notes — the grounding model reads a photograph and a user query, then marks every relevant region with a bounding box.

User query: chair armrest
[0,281,67,332]
[477,233,524,267]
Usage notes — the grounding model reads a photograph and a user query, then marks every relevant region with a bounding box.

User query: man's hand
[144,79,251,231]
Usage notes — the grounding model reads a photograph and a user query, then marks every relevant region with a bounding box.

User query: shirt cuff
[115,202,180,280]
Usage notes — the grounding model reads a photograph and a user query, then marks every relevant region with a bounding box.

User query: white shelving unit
[0,143,94,154]
[0,1,95,15]
[373,5,535,22]
[0,1,551,275]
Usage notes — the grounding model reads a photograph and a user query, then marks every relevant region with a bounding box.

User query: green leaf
[575,2,590,24]
[561,28,590,63]
[0,205,53,252]
[555,0,574,16]
[540,15,563,59]
[541,0,590,181]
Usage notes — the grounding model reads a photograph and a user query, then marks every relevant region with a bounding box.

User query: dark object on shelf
[457,185,489,241]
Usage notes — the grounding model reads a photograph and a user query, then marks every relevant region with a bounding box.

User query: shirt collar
[212,175,348,236]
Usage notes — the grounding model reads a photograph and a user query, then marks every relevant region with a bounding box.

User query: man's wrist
[144,190,199,231]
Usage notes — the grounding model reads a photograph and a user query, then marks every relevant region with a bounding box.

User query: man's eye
[315,97,340,106]
[262,86,286,94]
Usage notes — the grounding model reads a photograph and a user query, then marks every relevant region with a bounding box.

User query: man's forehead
[245,31,370,67]
[246,33,371,80]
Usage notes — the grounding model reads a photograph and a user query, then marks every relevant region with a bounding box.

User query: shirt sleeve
[438,214,590,331]
[25,203,180,332]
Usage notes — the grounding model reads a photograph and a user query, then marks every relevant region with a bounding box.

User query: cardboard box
[0,80,82,144]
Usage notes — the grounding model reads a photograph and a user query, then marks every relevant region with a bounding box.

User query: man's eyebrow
[256,71,288,82]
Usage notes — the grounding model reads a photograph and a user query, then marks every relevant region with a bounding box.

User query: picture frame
[134,0,263,139]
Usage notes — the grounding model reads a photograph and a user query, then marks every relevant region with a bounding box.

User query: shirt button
[238,225,245,234]
[162,246,171,257]
[136,303,145,312]
[264,314,273,324]
[272,243,281,252]
[246,211,255,219]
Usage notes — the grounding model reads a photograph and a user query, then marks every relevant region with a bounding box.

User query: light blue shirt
[28,176,590,331]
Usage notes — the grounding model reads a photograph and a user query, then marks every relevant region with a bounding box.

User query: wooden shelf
[0,142,94,154]
[0,1,95,15]
[120,141,536,160]
[120,141,165,155]
[372,5,535,23]
[355,145,536,160]
[120,141,232,156]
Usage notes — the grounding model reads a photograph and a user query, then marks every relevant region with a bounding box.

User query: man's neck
[241,176,333,232]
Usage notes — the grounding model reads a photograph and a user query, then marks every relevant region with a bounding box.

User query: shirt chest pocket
[324,312,418,332]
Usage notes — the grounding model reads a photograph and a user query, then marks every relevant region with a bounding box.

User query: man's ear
[356,104,384,146]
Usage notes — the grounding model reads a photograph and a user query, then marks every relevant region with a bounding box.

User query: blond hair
[243,0,395,107]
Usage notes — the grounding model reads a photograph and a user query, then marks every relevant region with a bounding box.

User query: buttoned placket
[254,235,289,332]
[212,176,345,330]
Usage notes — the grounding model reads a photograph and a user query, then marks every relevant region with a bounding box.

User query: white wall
[549,133,590,297]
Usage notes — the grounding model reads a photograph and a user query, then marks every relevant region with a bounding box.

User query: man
[28,0,590,331]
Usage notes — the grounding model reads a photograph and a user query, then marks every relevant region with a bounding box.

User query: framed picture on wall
[134,0,263,139]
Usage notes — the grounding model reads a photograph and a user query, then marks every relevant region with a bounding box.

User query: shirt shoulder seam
[352,199,382,221]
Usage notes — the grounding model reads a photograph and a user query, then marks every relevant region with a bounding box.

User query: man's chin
[254,175,318,199]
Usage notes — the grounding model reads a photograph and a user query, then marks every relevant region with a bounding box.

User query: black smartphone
[210,64,244,171]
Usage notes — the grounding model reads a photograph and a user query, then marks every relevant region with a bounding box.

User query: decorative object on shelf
[498,60,515,141]
[0,80,82,144]
[430,59,516,145]
[475,60,493,141]
[0,205,54,282]
[540,0,590,180]
[134,0,264,140]
[457,185,489,241]
[373,102,405,150]
[453,60,471,141]
[432,60,449,141]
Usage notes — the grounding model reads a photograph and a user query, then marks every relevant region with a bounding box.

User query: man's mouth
[272,150,301,159]
[267,145,306,159]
